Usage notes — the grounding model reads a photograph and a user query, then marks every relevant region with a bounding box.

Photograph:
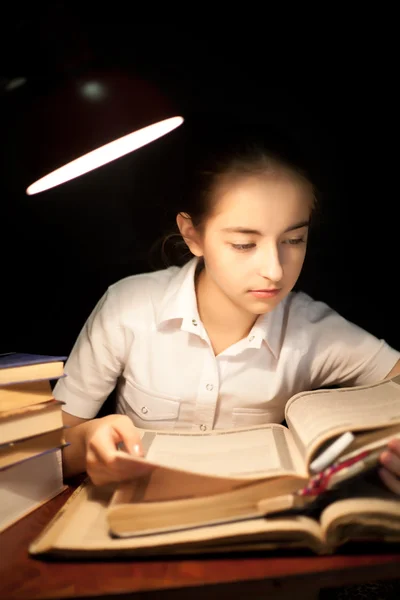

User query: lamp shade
[21,70,183,195]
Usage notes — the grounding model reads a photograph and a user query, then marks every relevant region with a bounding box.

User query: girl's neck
[195,265,256,338]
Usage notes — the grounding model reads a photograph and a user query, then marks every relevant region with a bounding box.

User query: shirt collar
[157,258,201,335]
[157,257,285,358]
[245,300,285,359]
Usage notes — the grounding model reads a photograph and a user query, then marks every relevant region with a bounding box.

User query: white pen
[309,431,355,474]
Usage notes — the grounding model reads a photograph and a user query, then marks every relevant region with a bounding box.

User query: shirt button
[192,319,198,326]
[200,424,207,431]
[248,335,255,342]
[206,383,214,391]
[141,406,149,415]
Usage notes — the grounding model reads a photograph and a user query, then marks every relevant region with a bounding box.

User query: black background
[1,8,399,357]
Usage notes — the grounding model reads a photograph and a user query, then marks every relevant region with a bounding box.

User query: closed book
[0,399,64,445]
[0,353,66,385]
[0,379,55,412]
[0,428,66,469]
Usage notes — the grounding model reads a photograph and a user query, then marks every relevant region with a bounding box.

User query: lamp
[20,70,183,195]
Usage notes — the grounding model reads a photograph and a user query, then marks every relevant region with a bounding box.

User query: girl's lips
[249,289,281,298]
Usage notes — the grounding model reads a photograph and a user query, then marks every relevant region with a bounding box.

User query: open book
[29,377,400,557]
[29,474,400,558]
[105,376,400,522]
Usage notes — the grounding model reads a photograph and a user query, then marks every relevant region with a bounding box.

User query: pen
[309,431,355,474]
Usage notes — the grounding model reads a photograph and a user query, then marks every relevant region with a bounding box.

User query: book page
[29,481,323,556]
[285,378,400,464]
[109,425,306,486]
[139,424,305,479]
[340,424,400,460]
[320,497,400,550]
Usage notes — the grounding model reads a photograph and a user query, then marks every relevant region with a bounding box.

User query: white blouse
[54,258,400,431]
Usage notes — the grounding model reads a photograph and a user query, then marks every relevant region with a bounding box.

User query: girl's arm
[56,284,146,485]
[61,412,88,478]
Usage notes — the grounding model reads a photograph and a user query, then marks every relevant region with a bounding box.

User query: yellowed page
[0,401,64,444]
[285,377,400,465]
[29,481,323,556]
[113,424,306,482]
[320,497,400,549]
[340,425,400,460]
[0,379,53,412]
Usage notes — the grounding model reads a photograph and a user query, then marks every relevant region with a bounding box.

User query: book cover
[0,353,67,369]
[0,353,67,385]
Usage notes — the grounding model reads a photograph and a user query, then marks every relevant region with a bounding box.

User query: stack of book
[0,352,67,532]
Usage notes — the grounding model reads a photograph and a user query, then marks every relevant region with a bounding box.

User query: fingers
[379,438,400,496]
[86,458,153,487]
[85,415,152,486]
[387,437,400,455]
[88,415,142,463]
[111,417,145,457]
[379,467,400,495]
[380,448,400,479]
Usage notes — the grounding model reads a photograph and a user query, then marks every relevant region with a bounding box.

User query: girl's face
[188,174,312,317]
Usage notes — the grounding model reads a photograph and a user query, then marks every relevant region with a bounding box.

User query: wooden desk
[1,483,399,600]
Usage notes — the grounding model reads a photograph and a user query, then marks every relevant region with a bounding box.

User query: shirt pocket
[119,378,181,430]
[232,407,283,428]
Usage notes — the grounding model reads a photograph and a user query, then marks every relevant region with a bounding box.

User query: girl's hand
[379,438,400,495]
[84,414,153,486]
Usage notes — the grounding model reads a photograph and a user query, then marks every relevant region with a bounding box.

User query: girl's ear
[176,213,204,257]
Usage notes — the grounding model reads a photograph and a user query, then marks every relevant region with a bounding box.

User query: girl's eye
[282,238,306,246]
[231,243,256,251]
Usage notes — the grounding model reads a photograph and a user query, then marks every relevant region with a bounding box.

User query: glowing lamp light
[22,71,184,195]
[26,116,183,195]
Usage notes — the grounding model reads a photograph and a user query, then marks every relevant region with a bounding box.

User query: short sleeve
[294,294,400,389]
[53,287,130,418]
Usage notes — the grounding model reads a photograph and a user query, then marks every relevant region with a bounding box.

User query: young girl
[55,120,400,492]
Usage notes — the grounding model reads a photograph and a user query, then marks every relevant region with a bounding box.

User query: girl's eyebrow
[284,220,310,233]
[221,221,310,235]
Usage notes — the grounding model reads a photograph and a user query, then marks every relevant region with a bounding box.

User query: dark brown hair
[152,117,318,268]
